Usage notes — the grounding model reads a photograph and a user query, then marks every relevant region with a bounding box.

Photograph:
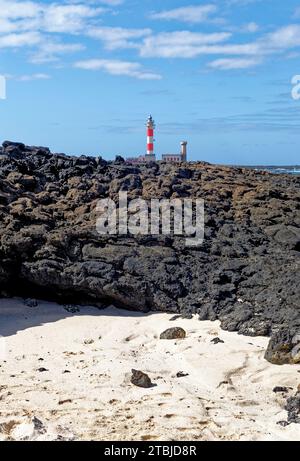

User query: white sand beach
[0,298,299,441]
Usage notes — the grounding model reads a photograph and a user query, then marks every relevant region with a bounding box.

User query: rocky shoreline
[0,141,299,364]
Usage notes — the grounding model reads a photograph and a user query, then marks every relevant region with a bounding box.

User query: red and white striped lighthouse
[146,115,155,157]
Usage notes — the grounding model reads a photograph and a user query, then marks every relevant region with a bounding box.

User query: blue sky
[0,0,300,164]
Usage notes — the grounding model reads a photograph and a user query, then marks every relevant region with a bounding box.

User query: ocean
[256,167,300,175]
[241,166,300,175]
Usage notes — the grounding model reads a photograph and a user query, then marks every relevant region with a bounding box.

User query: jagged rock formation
[0,141,299,362]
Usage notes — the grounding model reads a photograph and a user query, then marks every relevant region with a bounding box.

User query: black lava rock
[131,369,153,388]
[0,142,299,364]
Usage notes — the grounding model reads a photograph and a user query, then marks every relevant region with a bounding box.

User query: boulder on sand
[131,369,153,388]
[160,327,186,340]
[264,329,300,365]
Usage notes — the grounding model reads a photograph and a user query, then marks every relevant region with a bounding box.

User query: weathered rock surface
[264,330,300,365]
[160,327,186,340]
[0,141,299,362]
[130,369,153,388]
[285,392,300,424]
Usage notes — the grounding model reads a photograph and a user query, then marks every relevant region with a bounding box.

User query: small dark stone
[131,369,153,388]
[37,367,48,372]
[276,420,289,427]
[211,337,225,345]
[32,417,46,434]
[160,327,186,340]
[273,386,289,393]
[176,371,189,378]
[58,399,72,405]
[24,298,38,308]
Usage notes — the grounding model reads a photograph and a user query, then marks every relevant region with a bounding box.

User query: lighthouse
[125,115,189,164]
[146,115,156,161]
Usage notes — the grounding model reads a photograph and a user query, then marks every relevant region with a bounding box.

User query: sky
[0,0,300,164]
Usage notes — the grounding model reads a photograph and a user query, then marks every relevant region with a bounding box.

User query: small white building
[162,142,188,163]
[161,154,182,163]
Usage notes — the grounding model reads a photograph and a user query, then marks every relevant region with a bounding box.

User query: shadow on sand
[0,297,157,338]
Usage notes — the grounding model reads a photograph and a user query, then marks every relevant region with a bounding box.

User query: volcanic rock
[273,386,289,393]
[285,392,300,424]
[264,329,300,365]
[0,141,299,363]
[176,371,189,378]
[160,327,186,340]
[32,417,46,434]
[211,337,225,345]
[131,369,153,388]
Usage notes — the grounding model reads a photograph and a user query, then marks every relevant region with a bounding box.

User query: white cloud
[0,0,41,19]
[139,24,300,62]
[74,59,162,80]
[262,24,300,50]
[0,18,19,33]
[150,5,217,24]
[40,4,105,34]
[0,1,96,62]
[1,0,300,77]
[31,42,85,63]
[226,21,259,35]
[0,1,106,34]
[208,57,261,70]
[0,31,41,47]
[0,0,122,61]
[86,26,152,50]
[15,73,51,81]
[245,22,259,33]
[140,31,232,58]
